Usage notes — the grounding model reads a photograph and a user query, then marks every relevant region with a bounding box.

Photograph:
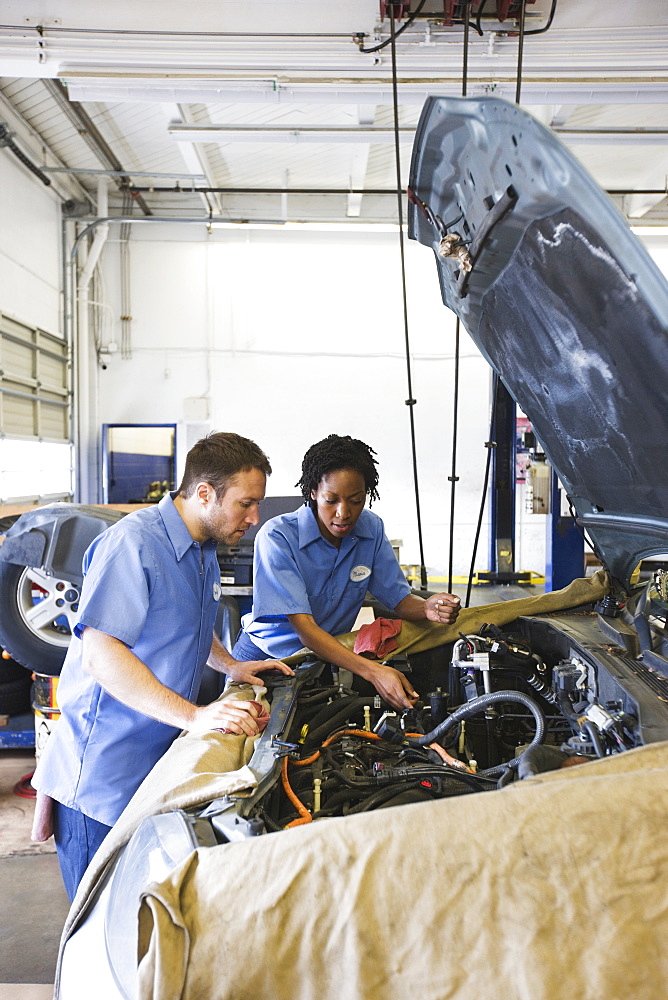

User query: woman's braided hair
[296,434,380,505]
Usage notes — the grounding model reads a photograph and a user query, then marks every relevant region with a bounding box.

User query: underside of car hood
[408,96,668,592]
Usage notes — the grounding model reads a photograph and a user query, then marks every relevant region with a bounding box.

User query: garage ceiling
[0,0,667,225]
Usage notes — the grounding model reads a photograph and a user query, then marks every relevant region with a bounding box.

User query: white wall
[95,224,668,583]
[97,224,496,578]
[0,150,62,334]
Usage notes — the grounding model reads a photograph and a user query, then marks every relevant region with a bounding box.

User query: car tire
[0,561,70,676]
[0,674,33,716]
[0,655,31,683]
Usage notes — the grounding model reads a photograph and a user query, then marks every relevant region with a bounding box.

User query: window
[0,312,72,502]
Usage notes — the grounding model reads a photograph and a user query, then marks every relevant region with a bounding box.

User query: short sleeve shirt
[242,505,411,659]
[32,493,221,826]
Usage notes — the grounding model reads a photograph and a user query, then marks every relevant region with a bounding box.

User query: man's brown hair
[177,432,271,498]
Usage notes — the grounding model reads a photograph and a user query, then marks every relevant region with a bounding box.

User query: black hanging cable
[447,317,461,594]
[465,378,498,608]
[389,4,428,591]
[515,0,527,104]
[458,12,483,38]
[462,1,472,95]
[476,0,489,36]
[358,0,428,54]
[476,0,558,38]
[447,7,471,593]
[525,0,558,35]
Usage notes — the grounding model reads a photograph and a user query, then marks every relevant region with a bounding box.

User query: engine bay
[203,580,668,841]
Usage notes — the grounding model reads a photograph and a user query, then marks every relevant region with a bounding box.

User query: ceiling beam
[346,105,376,217]
[0,89,88,203]
[164,103,223,215]
[42,79,152,215]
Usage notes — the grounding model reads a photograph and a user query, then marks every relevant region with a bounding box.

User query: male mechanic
[33,432,292,900]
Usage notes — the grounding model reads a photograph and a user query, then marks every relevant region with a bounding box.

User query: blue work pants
[52,799,112,902]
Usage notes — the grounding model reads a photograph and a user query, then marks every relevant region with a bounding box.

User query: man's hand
[423,592,461,625]
[368,664,418,711]
[225,658,294,687]
[188,698,263,737]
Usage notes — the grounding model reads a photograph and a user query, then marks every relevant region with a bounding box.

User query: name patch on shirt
[350,565,371,583]
[213,581,222,601]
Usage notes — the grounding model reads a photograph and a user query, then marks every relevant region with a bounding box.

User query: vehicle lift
[482,377,583,591]
[0,712,34,749]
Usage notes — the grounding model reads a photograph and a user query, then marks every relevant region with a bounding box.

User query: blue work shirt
[33,493,221,827]
[241,505,411,659]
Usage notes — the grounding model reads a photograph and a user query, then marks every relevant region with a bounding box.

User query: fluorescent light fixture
[631,226,668,236]
[209,221,405,233]
[169,124,412,144]
[555,130,668,146]
[64,78,668,108]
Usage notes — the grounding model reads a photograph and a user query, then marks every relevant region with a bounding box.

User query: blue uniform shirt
[242,505,411,659]
[33,493,221,827]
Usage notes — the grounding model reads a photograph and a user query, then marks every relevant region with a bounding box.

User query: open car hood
[408,96,668,591]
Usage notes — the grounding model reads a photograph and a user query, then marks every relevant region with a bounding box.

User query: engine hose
[346,780,426,815]
[298,686,340,704]
[370,765,495,793]
[327,771,383,789]
[583,719,606,758]
[404,690,546,749]
[558,693,579,724]
[302,696,377,747]
[526,673,558,705]
[299,693,360,736]
[496,764,516,789]
[312,787,370,817]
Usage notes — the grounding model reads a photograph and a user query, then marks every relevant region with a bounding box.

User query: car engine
[204,582,668,841]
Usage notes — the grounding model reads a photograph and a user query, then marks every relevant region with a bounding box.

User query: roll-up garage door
[0,312,70,441]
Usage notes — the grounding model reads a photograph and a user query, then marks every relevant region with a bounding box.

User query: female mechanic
[232,434,460,710]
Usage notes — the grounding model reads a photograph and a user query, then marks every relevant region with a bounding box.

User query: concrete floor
[0,749,69,995]
[0,581,540,998]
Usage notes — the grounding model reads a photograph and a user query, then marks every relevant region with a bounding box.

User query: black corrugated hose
[403,689,547,769]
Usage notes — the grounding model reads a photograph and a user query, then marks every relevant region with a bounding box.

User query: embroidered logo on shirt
[213,581,222,601]
[350,565,371,583]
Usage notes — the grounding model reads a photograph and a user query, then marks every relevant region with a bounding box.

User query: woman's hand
[367,664,419,710]
[225,658,294,687]
[423,593,461,625]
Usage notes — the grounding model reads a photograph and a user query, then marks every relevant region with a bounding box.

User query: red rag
[353,618,403,659]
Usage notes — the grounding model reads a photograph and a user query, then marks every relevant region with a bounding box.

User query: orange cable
[281,756,312,826]
[427,741,475,773]
[283,729,385,827]
[292,728,382,767]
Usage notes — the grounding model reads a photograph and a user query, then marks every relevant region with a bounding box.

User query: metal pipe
[5,25,356,38]
[76,178,109,502]
[112,186,668,196]
[79,179,110,288]
[46,167,207,180]
[125,187,414,195]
